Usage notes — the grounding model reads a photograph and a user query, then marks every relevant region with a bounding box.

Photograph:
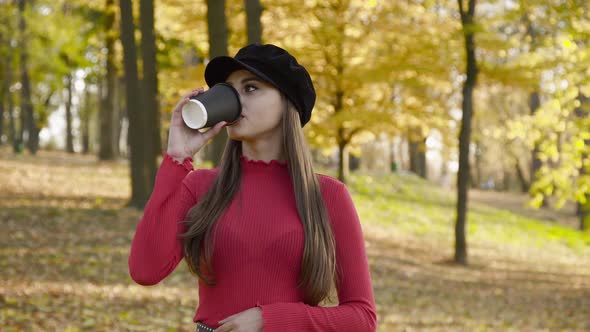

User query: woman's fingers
[201,121,227,142]
[175,87,205,113]
[184,87,204,99]
[174,97,190,113]
[214,321,236,332]
[186,121,226,153]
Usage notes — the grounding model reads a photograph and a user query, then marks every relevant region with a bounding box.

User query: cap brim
[204,56,279,90]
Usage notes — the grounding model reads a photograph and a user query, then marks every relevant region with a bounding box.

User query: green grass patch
[320,169,590,253]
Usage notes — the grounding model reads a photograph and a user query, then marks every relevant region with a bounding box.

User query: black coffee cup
[181,83,242,129]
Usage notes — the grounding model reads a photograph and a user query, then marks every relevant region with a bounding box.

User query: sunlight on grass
[339,169,590,256]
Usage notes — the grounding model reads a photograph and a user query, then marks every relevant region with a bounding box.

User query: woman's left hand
[216,307,263,332]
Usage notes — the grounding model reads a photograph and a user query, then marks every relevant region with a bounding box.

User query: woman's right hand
[166,88,227,161]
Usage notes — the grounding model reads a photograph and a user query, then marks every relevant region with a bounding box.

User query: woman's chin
[227,127,247,141]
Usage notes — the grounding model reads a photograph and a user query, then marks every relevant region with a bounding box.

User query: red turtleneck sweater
[128,152,376,331]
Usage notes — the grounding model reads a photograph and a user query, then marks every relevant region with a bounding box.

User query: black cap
[204,43,316,127]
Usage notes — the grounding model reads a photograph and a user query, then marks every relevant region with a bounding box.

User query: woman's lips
[227,115,244,126]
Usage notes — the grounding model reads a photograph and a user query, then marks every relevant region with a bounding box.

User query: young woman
[128,43,376,332]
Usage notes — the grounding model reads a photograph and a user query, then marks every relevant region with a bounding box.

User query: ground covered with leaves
[1,148,589,331]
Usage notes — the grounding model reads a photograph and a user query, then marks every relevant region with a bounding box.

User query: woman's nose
[238,93,246,108]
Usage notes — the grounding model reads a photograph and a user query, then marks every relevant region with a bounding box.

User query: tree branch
[468,0,476,17]
[345,127,362,143]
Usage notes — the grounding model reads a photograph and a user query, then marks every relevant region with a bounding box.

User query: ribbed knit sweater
[128,152,377,331]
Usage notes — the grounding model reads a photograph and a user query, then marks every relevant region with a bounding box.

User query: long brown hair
[179,97,337,306]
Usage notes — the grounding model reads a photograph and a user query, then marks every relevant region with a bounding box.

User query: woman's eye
[244,85,257,93]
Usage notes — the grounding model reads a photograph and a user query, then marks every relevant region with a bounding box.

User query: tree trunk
[0,21,4,145]
[337,137,349,184]
[205,0,229,166]
[455,0,478,265]
[18,90,25,151]
[2,46,16,147]
[409,135,427,178]
[521,13,548,206]
[473,144,482,188]
[469,166,477,189]
[0,39,5,145]
[245,0,263,44]
[120,0,150,208]
[409,139,419,174]
[81,85,91,154]
[5,50,17,152]
[334,79,349,183]
[0,71,4,146]
[0,101,3,146]
[513,155,530,192]
[99,0,117,160]
[575,93,589,230]
[18,0,37,154]
[65,74,75,153]
[397,137,405,171]
[140,0,160,189]
[528,91,548,207]
[502,167,511,191]
[390,137,397,172]
[8,88,17,150]
[116,76,125,157]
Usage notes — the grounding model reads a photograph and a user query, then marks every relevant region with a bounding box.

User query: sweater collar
[239,154,288,168]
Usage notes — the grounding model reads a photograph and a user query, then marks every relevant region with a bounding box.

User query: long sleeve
[256,180,377,332]
[128,152,197,285]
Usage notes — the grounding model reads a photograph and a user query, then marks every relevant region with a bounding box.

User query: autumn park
[1,0,589,331]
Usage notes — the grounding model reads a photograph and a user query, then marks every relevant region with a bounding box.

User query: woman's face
[224,69,284,142]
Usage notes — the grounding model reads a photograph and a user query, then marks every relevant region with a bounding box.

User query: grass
[1,148,589,331]
[341,169,590,253]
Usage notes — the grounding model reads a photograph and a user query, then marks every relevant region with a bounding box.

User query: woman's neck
[241,140,285,163]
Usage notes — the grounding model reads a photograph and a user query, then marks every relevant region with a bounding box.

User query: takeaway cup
[181,83,242,129]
